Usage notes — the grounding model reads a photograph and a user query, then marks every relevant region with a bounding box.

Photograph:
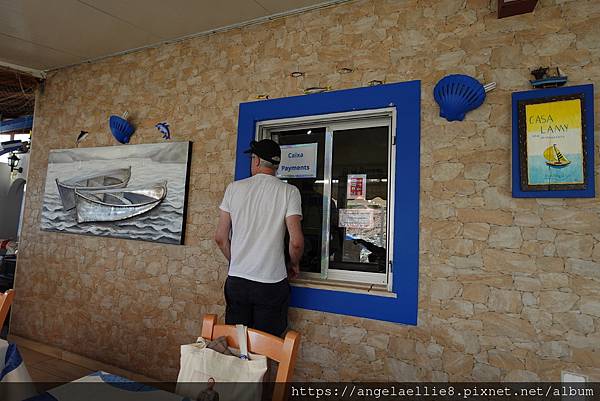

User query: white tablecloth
[0,338,37,401]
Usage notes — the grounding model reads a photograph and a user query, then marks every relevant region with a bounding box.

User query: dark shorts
[224,275,290,337]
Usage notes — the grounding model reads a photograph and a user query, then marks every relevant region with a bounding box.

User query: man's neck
[253,168,276,176]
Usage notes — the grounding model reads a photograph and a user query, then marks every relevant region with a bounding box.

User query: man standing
[215,139,304,337]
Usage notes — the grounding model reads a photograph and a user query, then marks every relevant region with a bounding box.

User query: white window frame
[256,108,397,292]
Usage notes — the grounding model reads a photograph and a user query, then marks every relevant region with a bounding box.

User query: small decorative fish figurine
[155,122,170,140]
[76,130,89,147]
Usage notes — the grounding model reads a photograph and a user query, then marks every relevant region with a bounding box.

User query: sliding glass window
[258,109,395,290]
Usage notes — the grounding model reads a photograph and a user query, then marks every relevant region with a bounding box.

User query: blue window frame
[235,81,421,325]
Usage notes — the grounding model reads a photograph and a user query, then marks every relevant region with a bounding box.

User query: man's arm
[285,214,304,279]
[214,210,232,262]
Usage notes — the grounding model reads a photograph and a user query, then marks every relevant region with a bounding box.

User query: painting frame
[40,141,192,245]
[512,84,595,198]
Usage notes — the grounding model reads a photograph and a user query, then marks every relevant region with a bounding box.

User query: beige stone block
[540,341,570,358]
[431,280,462,300]
[456,208,513,226]
[488,349,524,370]
[503,369,540,382]
[555,234,594,259]
[446,300,474,317]
[389,337,416,361]
[463,223,490,241]
[565,258,600,281]
[480,313,535,340]
[301,343,337,367]
[463,163,491,180]
[329,326,367,345]
[432,162,463,182]
[366,332,389,350]
[514,276,542,292]
[482,249,535,273]
[553,312,594,335]
[514,213,542,227]
[462,283,489,304]
[539,291,579,313]
[537,228,557,242]
[430,221,462,239]
[449,253,483,269]
[386,358,418,381]
[579,299,600,318]
[488,226,522,249]
[536,256,564,272]
[488,289,522,313]
[544,209,600,235]
[521,227,537,241]
[442,239,474,256]
[443,350,473,376]
[540,273,569,289]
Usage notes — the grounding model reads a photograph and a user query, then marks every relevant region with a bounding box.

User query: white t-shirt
[219,174,302,283]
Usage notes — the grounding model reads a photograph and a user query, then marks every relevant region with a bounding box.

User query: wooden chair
[0,289,15,329]
[201,314,300,401]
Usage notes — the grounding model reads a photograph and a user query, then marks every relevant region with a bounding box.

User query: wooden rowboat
[75,181,167,223]
[56,167,131,210]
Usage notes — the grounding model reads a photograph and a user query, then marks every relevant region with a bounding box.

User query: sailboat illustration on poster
[543,144,571,167]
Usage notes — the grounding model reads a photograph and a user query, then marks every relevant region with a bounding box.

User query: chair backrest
[201,314,300,401]
[0,289,15,328]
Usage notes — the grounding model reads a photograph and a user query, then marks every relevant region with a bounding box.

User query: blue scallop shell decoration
[109,113,135,144]
[434,74,487,122]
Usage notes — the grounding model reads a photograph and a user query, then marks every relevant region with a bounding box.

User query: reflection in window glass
[0,134,13,164]
[330,126,388,274]
[273,128,326,274]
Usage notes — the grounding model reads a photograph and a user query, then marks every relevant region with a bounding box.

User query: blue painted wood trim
[0,116,33,134]
[512,84,595,198]
[235,81,421,325]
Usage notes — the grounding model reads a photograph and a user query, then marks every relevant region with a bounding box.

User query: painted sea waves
[41,142,190,245]
[527,154,583,185]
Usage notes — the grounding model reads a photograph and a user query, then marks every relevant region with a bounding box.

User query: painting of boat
[56,167,131,210]
[543,144,570,167]
[75,181,167,223]
[41,142,190,244]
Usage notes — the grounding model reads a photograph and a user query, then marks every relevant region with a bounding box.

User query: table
[0,338,37,401]
[25,371,191,401]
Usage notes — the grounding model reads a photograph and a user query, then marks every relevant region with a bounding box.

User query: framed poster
[40,141,191,245]
[512,84,595,198]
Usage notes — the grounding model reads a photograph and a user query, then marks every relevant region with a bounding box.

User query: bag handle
[236,324,249,360]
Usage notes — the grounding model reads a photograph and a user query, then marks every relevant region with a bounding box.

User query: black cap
[243,139,281,165]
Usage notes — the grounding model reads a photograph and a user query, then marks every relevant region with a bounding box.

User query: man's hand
[287,264,300,280]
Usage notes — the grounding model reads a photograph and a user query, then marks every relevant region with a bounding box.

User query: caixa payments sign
[277,143,318,178]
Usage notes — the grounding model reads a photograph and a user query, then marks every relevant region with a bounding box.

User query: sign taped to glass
[339,208,375,229]
[347,174,367,200]
[277,143,318,178]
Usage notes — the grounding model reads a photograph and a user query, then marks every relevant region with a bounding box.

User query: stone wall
[12,0,600,381]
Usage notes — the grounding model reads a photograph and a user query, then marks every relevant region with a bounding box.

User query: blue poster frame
[235,81,421,325]
[511,84,595,198]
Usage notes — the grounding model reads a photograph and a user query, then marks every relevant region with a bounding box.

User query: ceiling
[0,0,348,73]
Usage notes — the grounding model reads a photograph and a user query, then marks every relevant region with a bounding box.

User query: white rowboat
[75,181,167,223]
[56,167,131,210]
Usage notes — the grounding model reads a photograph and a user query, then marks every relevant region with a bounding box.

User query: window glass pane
[272,128,326,274]
[0,134,12,164]
[13,133,30,142]
[330,126,389,273]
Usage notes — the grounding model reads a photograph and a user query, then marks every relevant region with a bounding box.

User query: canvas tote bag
[176,325,268,401]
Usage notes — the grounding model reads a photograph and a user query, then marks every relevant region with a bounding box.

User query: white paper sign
[339,209,375,229]
[277,143,318,178]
